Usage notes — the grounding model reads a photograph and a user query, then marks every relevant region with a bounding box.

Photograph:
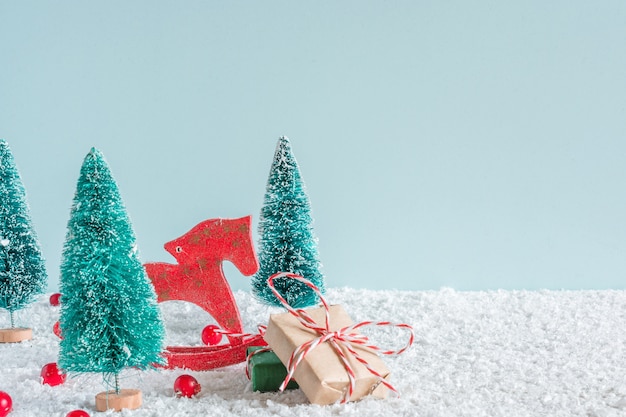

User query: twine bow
[267,272,414,403]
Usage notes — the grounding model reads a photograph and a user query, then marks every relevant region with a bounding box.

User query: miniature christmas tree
[251,136,325,308]
[58,148,164,411]
[0,140,47,342]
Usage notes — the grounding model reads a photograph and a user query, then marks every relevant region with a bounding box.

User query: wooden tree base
[95,389,142,412]
[0,327,32,343]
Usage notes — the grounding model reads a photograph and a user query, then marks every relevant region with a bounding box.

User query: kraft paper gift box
[264,304,390,405]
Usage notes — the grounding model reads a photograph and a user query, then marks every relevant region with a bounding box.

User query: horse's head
[164,216,259,276]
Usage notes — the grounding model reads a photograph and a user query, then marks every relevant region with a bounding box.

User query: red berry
[174,374,201,398]
[53,321,63,339]
[201,325,222,345]
[66,410,90,417]
[40,362,67,386]
[0,391,11,417]
[49,293,62,306]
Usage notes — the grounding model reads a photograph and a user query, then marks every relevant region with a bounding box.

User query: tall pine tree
[58,148,164,393]
[0,140,47,328]
[252,136,325,308]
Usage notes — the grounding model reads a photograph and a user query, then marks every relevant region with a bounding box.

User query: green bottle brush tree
[251,137,325,309]
[0,139,47,343]
[58,148,165,411]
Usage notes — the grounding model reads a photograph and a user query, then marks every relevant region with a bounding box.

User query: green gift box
[247,346,299,392]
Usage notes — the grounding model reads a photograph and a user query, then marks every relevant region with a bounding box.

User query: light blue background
[1,1,625,292]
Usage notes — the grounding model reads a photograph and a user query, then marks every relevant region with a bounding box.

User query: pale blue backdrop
[1,1,625,292]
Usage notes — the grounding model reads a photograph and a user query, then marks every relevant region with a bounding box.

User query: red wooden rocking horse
[144,216,266,370]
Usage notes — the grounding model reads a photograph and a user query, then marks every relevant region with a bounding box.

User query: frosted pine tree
[0,140,47,328]
[58,148,164,396]
[252,137,325,308]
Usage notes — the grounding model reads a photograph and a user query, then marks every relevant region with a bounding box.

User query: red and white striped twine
[267,272,414,403]
[212,324,267,341]
[210,325,269,381]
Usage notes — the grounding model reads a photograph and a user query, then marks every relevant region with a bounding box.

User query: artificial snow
[2,288,626,416]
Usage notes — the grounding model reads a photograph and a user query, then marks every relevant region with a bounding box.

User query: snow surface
[2,288,626,417]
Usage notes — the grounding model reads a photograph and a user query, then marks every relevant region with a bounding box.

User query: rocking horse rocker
[144,215,266,370]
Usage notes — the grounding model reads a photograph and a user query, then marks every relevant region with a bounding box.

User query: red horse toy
[144,216,265,370]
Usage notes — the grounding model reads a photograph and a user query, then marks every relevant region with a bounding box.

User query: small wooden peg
[0,327,32,343]
[95,389,142,412]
